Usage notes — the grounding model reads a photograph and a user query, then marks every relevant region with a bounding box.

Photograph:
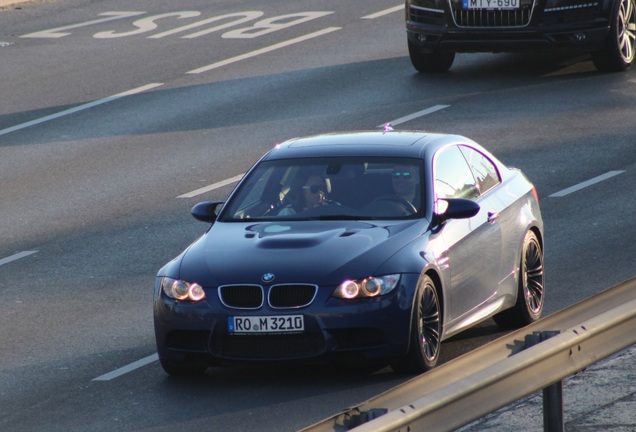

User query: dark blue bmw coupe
[153,130,545,375]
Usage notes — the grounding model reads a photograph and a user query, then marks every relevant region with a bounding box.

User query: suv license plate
[228,315,304,334]
[463,0,520,9]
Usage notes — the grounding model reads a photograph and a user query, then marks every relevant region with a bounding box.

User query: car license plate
[463,0,519,9]
[228,315,304,334]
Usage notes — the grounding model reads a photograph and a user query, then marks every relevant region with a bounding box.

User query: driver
[278,171,331,215]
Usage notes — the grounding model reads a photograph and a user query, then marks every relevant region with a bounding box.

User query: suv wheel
[591,0,636,72]
[408,40,455,73]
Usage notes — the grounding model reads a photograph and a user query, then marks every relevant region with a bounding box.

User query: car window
[239,166,276,206]
[220,156,425,221]
[434,145,479,200]
[458,146,501,195]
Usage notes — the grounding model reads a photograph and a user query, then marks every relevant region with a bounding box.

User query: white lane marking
[93,11,201,39]
[0,250,38,267]
[93,353,159,381]
[149,11,264,39]
[361,4,404,19]
[378,104,450,128]
[0,83,164,137]
[20,11,147,38]
[178,174,244,198]
[549,171,625,197]
[186,27,341,74]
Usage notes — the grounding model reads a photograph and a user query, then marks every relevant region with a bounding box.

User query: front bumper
[153,275,419,366]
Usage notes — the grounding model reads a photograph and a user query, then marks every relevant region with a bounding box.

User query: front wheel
[493,230,545,329]
[393,275,442,374]
[591,0,636,72]
[408,40,455,73]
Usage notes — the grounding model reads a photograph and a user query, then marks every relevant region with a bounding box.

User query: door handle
[487,211,499,224]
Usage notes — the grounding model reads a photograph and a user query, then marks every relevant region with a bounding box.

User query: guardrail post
[543,380,564,432]
[525,331,563,432]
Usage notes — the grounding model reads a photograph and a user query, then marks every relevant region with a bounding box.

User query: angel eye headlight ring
[333,275,400,299]
[162,277,206,302]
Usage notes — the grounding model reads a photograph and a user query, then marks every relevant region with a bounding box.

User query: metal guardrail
[301,277,636,432]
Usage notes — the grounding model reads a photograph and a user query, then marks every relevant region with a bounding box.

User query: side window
[434,146,479,200]
[459,146,501,195]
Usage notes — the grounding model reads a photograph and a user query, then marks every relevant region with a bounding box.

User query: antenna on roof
[383,123,394,132]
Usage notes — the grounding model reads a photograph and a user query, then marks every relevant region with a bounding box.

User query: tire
[159,356,209,376]
[493,231,545,329]
[393,275,442,373]
[408,40,455,73]
[591,0,636,72]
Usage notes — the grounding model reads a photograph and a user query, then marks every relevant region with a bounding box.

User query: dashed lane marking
[549,171,625,198]
[0,250,38,266]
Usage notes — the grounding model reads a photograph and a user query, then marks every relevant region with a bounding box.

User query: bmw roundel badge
[262,273,275,283]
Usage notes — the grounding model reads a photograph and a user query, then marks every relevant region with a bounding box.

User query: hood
[175,220,426,287]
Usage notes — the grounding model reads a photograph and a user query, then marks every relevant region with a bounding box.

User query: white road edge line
[178,174,244,199]
[93,353,159,381]
[361,4,404,19]
[378,104,450,128]
[0,250,38,266]
[549,170,625,197]
[186,27,342,74]
[0,83,164,137]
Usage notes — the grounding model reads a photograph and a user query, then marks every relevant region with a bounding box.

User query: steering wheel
[372,195,417,215]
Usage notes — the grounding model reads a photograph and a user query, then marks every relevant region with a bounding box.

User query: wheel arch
[424,269,444,323]
[529,225,544,255]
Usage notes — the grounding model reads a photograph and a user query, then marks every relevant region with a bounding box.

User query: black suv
[405,0,636,72]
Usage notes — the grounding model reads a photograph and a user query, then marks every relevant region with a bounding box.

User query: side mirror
[435,198,480,224]
[191,201,224,223]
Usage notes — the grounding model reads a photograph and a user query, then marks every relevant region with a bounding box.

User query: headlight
[161,277,206,302]
[333,274,400,299]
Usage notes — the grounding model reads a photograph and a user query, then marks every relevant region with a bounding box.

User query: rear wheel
[493,231,545,329]
[393,275,441,373]
[408,40,455,73]
[591,0,636,72]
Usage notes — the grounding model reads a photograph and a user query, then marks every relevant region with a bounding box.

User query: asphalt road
[1,0,635,431]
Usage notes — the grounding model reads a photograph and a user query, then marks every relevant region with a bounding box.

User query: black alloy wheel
[592,0,636,71]
[408,40,456,73]
[394,275,442,373]
[522,232,545,317]
[494,230,545,329]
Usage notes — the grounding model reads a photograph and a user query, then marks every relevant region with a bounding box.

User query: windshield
[220,156,425,221]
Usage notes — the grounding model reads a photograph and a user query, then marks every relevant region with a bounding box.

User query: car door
[433,145,504,322]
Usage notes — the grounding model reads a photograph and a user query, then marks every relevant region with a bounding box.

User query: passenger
[278,171,331,215]
[391,164,420,210]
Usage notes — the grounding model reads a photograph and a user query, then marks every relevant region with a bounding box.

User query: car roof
[263,131,478,160]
